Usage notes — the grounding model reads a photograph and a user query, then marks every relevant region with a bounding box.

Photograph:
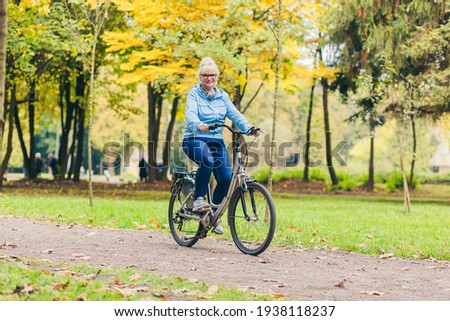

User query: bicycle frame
[177,125,255,233]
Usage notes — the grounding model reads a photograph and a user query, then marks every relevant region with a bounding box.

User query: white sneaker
[192,197,211,212]
[213,220,224,234]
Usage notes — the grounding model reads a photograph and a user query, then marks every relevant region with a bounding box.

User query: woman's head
[198,57,219,92]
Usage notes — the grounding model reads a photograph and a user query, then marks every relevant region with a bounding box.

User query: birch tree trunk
[268,0,283,193]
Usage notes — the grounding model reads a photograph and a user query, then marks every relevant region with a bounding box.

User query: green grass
[1,190,449,260]
[0,256,275,301]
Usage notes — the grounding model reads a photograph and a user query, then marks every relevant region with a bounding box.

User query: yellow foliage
[103,32,147,54]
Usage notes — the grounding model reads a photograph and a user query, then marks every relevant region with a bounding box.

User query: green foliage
[334,172,356,191]
[418,173,450,184]
[309,168,326,182]
[385,170,419,193]
[252,167,270,183]
[273,168,304,183]
[252,167,304,184]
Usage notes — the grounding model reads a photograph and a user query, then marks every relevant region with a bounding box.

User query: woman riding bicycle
[182,57,259,234]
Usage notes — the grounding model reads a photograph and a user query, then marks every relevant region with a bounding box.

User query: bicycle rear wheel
[228,181,276,255]
[168,191,203,247]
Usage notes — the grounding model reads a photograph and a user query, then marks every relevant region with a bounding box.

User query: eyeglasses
[201,74,217,79]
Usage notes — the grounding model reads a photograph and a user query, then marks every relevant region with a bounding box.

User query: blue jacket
[184,83,251,139]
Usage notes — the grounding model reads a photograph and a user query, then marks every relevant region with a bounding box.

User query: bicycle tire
[168,193,203,247]
[228,181,276,255]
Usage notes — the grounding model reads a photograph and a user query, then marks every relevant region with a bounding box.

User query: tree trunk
[161,96,179,182]
[1,84,13,187]
[367,121,375,192]
[321,77,338,185]
[14,89,30,177]
[67,106,78,180]
[1,85,14,176]
[87,42,97,207]
[0,0,7,192]
[58,69,74,179]
[73,64,86,182]
[147,83,162,182]
[28,81,37,179]
[400,126,411,215]
[409,115,417,188]
[267,0,283,193]
[233,83,242,111]
[303,81,315,182]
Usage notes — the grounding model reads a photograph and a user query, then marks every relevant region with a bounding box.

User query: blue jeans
[182,137,232,205]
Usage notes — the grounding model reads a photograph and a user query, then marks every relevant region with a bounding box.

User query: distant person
[35,153,44,176]
[47,153,58,178]
[139,158,148,182]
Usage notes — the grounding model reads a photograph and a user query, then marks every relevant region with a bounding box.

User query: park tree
[330,0,449,212]
[106,0,284,182]
[0,0,7,191]
[63,0,112,206]
[5,0,78,180]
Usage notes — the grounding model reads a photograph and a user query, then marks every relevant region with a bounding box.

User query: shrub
[418,173,450,184]
[252,167,270,183]
[252,167,305,184]
[386,170,419,192]
[273,168,304,183]
[309,168,327,182]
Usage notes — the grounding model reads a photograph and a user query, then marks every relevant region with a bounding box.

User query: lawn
[1,189,449,260]
[0,256,275,301]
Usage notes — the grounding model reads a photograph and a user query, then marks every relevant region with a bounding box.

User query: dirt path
[1,216,449,301]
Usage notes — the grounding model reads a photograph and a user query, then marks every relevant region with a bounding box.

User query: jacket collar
[195,82,223,100]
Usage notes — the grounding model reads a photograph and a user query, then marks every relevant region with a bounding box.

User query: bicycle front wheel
[228,181,276,255]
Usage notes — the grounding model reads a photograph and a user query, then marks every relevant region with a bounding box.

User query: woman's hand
[198,123,209,132]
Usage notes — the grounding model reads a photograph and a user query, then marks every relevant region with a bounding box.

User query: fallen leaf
[380,253,394,259]
[271,292,285,299]
[360,290,384,296]
[258,257,271,264]
[188,278,198,284]
[42,249,53,254]
[152,292,165,298]
[335,281,346,288]
[133,222,147,230]
[128,273,142,282]
[84,269,102,280]
[285,226,297,231]
[3,241,17,248]
[76,294,86,301]
[71,253,92,260]
[133,286,149,293]
[366,234,373,239]
[197,294,213,300]
[55,270,78,277]
[263,279,278,283]
[114,287,137,297]
[207,284,219,295]
[357,244,367,248]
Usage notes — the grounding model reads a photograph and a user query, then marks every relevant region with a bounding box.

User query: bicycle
[168,123,276,256]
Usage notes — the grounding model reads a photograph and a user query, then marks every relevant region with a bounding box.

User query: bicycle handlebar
[208,123,260,136]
